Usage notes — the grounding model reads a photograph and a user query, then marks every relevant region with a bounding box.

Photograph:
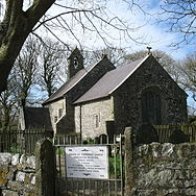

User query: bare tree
[160,0,196,47]
[14,38,38,106]
[0,0,55,93]
[38,39,67,97]
[0,73,18,130]
[0,0,144,94]
[0,37,39,130]
[83,47,126,68]
[179,52,196,102]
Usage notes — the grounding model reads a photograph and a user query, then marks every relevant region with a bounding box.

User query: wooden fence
[0,129,52,154]
[154,124,196,143]
[1,124,196,154]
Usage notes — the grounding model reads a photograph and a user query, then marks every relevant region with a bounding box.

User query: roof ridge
[43,56,113,105]
[108,54,150,95]
[74,55,150,104]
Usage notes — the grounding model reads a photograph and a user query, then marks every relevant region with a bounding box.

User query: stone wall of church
[65,56,115,133]
[113,55,187,133]
[70,56,115,102]
[48,99,66,134]
[75,97,114,139]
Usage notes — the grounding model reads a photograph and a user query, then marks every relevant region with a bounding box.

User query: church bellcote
[68,47,84,79]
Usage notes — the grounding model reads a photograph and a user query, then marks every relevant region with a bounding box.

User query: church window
[73,57,78,68]
[95,114,100,128]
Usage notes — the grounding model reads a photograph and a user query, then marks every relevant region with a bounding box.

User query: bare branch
[0,0,147,94]
[160,0,196,47]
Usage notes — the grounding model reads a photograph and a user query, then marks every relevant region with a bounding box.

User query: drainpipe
[79,105,82,143]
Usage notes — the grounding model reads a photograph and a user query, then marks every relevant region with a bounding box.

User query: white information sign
[65,146,109,179]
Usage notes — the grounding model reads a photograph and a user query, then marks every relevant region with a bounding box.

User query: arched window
[73,57,78,68]
[141,88,161,124]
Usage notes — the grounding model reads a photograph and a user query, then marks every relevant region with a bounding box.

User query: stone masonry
[0,153,36,196]
[74,55,187,139]
[75,97,114,139]
[125,128,196,196]
[0,139,56,196]
[113,55,187,132]
[133,143,196,195]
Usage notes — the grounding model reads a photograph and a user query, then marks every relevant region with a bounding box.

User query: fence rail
[0,129,52,154]
[1,124,196,154]
[154,124,196,143]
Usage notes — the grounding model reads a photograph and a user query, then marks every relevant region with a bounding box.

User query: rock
[150,143,160,158]
[7,181,23,192]
[156,170,173,187]
[0,167,8,186]
[0,153,12,165]
[16,171,26,182]
[19,154,26,165]
[2,190,18,196]
[161,143,174,158]
[11,154,20,166]
[30,174,36,185]
[26,156,36,169]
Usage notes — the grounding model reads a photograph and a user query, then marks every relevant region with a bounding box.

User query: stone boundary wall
[124,127,196,196]
[0,139,56,196]
[0,153,36,195]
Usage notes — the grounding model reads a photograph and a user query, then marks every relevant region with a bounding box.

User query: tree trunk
[0,0,55,94]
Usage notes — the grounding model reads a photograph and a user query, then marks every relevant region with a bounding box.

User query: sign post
[65,146,109,179]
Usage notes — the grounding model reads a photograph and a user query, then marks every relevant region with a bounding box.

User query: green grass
[109,155,121,178]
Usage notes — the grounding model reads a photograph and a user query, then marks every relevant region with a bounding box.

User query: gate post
[35,139,56,196]
[124,127,135,196]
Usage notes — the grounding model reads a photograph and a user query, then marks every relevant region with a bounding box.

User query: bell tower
[68,47,84,79]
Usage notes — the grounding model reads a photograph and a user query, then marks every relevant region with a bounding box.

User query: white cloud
[35,0,193,60]
[105,0,190,60]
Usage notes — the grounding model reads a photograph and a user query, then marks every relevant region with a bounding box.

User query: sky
[0,0,194,59]
[100,0,194,60]
[35,0,194,62]
[1,0,195,111]
[0,0,190,60]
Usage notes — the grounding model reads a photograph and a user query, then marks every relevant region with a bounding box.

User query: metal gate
[54,134,124,196]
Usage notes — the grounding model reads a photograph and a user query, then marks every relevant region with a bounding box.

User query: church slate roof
[43,69,87,105]
[43,55,113,105]
[74,55,149,104]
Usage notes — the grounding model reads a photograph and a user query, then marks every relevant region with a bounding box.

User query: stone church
[43,48,187,139]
